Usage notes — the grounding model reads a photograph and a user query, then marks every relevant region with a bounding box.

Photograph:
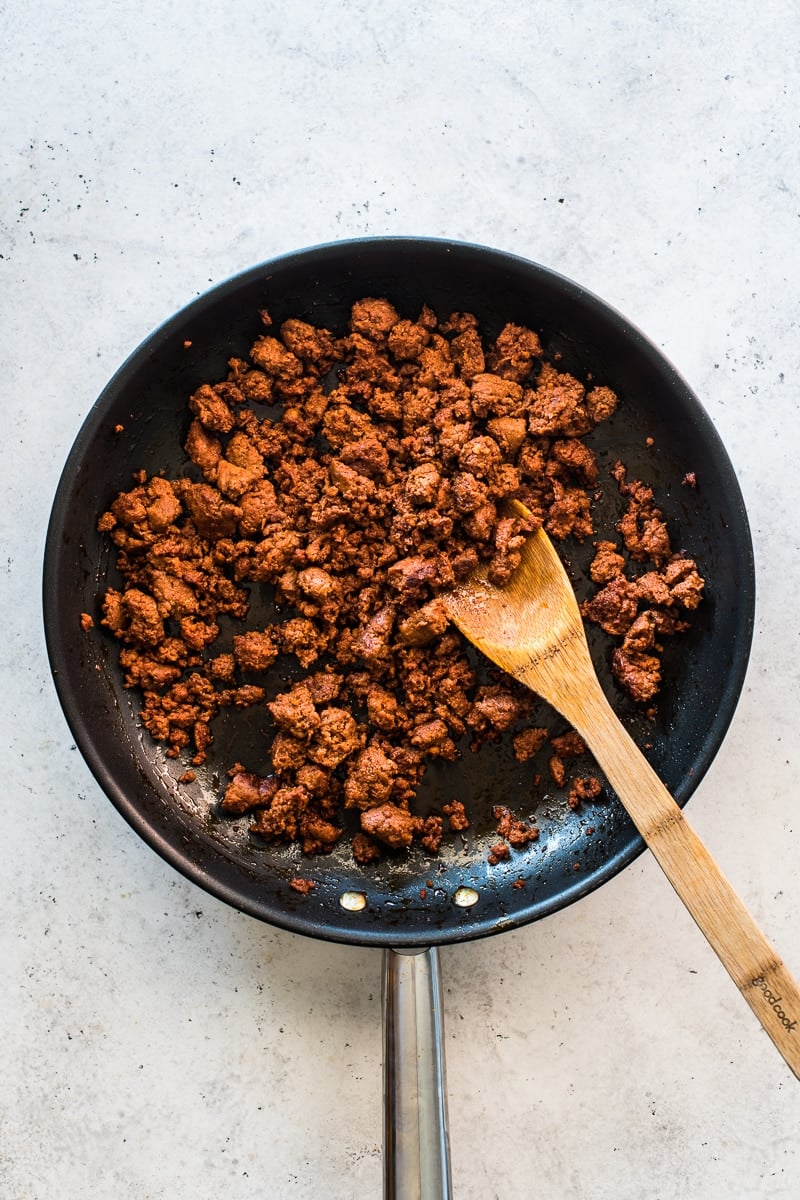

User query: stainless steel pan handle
[383,947,452,1199]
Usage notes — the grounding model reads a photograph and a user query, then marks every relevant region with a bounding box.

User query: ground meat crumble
[95,298,704,862]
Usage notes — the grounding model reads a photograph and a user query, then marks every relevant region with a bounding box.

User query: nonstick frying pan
[43,238,755,1196]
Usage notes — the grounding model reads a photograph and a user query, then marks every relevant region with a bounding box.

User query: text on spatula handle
[753,977,798,1031]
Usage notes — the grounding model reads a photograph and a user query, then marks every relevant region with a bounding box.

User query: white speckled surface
[4,2,800,1196]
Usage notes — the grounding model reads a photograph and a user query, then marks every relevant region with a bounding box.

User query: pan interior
[43,238,755,947]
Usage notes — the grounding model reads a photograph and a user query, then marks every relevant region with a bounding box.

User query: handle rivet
[453,886,479,908]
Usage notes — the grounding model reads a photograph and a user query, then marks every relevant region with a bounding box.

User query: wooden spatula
[442,501,800,1079]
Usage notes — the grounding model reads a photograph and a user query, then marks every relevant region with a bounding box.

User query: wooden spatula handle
[565,684,800,1079]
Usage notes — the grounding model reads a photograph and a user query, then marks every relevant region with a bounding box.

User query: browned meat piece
[107,487,146,528]
[178,481,242,540]
[233,629,279,672]
[470,374,525,422]
[296,567,342,616]
[387,556,437,599]
[366,684,404,732]
[80,611,94,631]
[488,842,511,865]
[225,683,267,709]
[492,805,539,846]
[450,471,488,514]
[216,443,264,500]
[268,683,320,740]
[339,436,390,478]
[405,462,442,506]
[409,718,453,754]
[294,764,332,799]
[418,815,444,853]
[618,503,671,564]
[436,418,472,464]
[581,577,639,636]
[360,802,416,849]
[450,328,485,379]
[488,461,522,501]
[250,335,303,380]
[416,340,454,387]
[100,589,126,635]
[611,463,672,564]
[273,457,329,507]
[112,589,164,646]
[247,527,303,578]
[151,572,198,618]
[280,317,337,366]
[208,653,235,680]
[308,708,363,768]
[387,318,430,361]
[396,598,450,647]
[490,514,529,570]
[527,364,594,437]
[458,435,502,478]
[486,416,528,456]
[350,297,399,339]
[352,831,382,864]
[143,477,182,532]
[567,776,603,809]
[139,672,220,763]
[462,501,497,542]
[298,811,342,855]
[185,419,222,472]
[545,480,593,541]
[487,322,542,381]
[550,731,586,758]
[237,369,274,404]
[619,610,668,654]
[270,731,307,771]
[585,385,618,424]
[189,383,236,433]
[439,311,479,335]
[548,755,567,787]
[250,785,309,841]
[304,670,343,706]
[590,541,625,584]
[238,480,279,536]
[442,800,470,831]
[221,771,278,814]
[632,571,673,607]
[279,618,327,667]
[179,617,218,650]
[354,606,396,663]
[118,651,181,691]
[329,458,376,500]
[451,546,480,579]
[548,438,599,485]
[468,686,521,732]
[611,645,662,703]
[289,877,316,894]
[344,744,398,810]
[512,727,548,761]
[229,429,264,469]
[517,440,548,481]
[663,556,705,609]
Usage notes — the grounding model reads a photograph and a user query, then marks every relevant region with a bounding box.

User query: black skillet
[43,238,755,1196]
